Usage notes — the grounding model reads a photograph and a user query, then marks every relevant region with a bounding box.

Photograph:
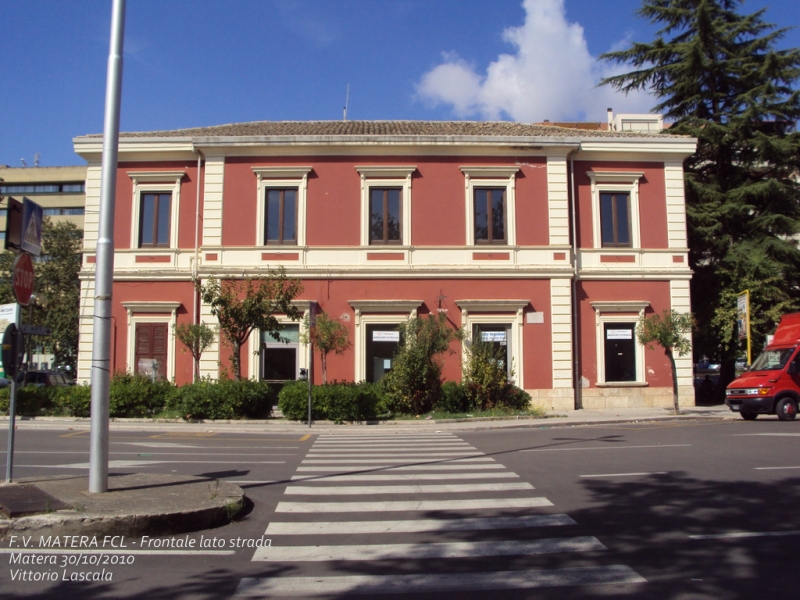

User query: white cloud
[416,0,655,122]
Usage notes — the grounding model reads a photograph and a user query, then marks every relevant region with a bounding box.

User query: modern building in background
[73,116,697,410]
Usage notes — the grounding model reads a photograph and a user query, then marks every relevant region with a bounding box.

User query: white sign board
[0,303,20,377]
[373,330,400,342]
[481,331,507,342]
[606,329,633,340]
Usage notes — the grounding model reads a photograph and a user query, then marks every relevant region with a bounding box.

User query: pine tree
[601,0,800,398]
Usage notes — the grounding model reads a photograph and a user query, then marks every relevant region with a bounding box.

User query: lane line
[755,466,800,470]
[300,458,495,464]
[234,565,647,595]
[305,452,482,458]
[522,444,691,452]
[733,433,800,437]
[579,472,668,478]
[252,537,605,562]
[18,460,285,469]
[690,530,800,540]
[296,464,506,472]
[289,472,519,482]
[284,482,534,495]
[275,497,553,513]
[265,514,576,535]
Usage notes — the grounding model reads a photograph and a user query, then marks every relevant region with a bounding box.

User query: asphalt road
[1,417,799,599]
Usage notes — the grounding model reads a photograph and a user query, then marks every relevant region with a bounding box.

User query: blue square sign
[21,197,43,256]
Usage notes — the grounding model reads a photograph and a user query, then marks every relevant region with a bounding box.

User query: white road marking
[317,435,458,439]
[289,472,519,482]
[300,458,495,464]
[252,537,605,562]
[296,464,505,472]
[284,482,534,495]
[276,497,553,513]
[265,514,576,535]
[234,565,646,595]
[755,466,800,470]
[227,480,277,485]
[305,452,481,458]
[311,443,472,448]
[733,433,800,437]
[690,530,800,540]
[112,442,203,448]
[522,444,691,452]
[19,460,285,469]
[579,472,668,478]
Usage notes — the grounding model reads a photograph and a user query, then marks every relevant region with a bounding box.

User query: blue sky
[1,0,797,167]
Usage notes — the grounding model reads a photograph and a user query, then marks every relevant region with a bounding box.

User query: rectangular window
[474,188,506,244]
[265,189,297,245]
[139,193,171,248]
[135,323,168,380]
[600,192,631,247]
[369,188,402,244]
[260,324,299,381]
[604,322,636,382]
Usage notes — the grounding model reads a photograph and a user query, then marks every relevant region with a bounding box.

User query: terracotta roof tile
[85,120,673,140]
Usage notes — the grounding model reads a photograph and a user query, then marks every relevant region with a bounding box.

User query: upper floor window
[474,188,506,244]
[599,192,631,247]
[42,207,85,216]
[139,193,171,248]
[460,166,519,247]
[356,166,415,247]
[0,182,84,194]
[265,188,297,245]
[586,171,643,249]
[128,170,185,250]
[253,167,312,247]
[369,188,402,244]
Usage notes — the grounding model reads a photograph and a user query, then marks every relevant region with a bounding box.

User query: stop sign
[12,253,34,307]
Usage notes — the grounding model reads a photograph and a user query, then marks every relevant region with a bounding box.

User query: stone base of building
[527,385,695,412]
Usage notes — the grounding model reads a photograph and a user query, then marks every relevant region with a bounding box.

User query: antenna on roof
[343,84,350,121]
[34,153,40,167]
[20,158,27,167]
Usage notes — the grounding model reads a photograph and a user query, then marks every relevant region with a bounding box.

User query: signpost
[3,323,25,483]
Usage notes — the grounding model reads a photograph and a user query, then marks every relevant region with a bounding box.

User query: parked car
[21,370,74,387]
[695,360,721,372]
[726,312,800,420]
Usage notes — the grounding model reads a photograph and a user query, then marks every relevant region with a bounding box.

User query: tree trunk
[666,349,680,415]
[231,340,242,380]
[321,352,327,384]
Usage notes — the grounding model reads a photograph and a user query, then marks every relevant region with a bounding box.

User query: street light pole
[89,0,126,494]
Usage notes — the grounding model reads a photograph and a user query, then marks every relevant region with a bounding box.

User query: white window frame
[349,300,422,381]
[356,166,415,247]
[121,301,182,381]
[456,299,528,387]
[460,166,519,246]
[128,171,185,249]
[253,167,312,247]
[591,301,649,386]
[248,300,312,381]
[586,171,644,249]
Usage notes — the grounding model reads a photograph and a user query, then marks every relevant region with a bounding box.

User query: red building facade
[74,120,696,410]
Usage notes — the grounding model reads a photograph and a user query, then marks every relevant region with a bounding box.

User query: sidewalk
[0,404,735,542]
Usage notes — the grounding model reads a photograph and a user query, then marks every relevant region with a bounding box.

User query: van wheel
[741,411,758,421]
[775,398,798,421]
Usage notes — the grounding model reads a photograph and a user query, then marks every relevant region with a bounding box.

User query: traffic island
[0,473,245,542]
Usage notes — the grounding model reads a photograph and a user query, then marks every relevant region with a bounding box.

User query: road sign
[20,197,43,256]
[19,324,51,336]
[4,198,23,253]
[12,253,34,307]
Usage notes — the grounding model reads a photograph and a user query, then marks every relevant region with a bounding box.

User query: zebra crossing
[234,433,645,596]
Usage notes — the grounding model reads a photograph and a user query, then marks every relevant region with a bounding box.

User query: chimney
[607,108,614,131]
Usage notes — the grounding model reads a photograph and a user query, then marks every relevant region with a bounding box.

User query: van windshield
[749,348,796,372]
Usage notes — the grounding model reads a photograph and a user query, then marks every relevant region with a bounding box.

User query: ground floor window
[365,324,402,383]
[260,324,300,381]
[473,323,511,376]
[135,322,168,380]
[603,322,636,382]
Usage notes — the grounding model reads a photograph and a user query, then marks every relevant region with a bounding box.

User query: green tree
[601,0,800,398]
[300,311,351,384]
[0,220,83,372]
[174,322,217,381]
[198,268,303,380]
[381,311,463,415]
[637,309,695,414]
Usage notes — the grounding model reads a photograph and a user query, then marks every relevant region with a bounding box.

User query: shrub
[0,384,91,417]
[278,380,385,423]
[380,313,463,415]
[463,338,531,410]
[54,385,92,417]
[109,372,174,418]
[168,378,275,420]
[434,381,472,414]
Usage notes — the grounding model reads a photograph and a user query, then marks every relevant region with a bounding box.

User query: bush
[434,381,472,413]
[380,313,463,415]
[167,378,275,420]
[109,372,174,418]
[463,338,531,410]
[54,385,92,417]
[278,380,384,423]
[0,383,92,417]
